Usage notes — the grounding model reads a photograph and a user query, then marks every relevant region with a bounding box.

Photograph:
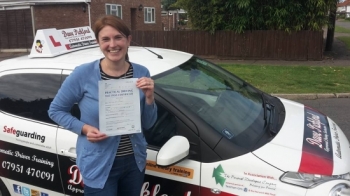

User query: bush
[176,0,337,33]
[178,19,187,25]
[337,13,346,19]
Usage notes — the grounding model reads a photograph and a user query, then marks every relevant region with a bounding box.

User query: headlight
[280,172,350,188]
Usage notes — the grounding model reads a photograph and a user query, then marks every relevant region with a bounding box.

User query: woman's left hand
[136,77,154,105]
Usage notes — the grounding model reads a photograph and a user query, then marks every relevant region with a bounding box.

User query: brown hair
[93,15,131,60]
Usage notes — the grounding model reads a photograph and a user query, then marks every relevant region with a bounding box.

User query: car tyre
[0,180,10,196]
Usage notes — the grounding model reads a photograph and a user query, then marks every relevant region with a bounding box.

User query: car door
[55,70,84,196]
[143,93,201,196]
[56,126,82,196]
[0,69,64,195]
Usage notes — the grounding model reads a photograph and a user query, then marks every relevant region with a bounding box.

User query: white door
[56,127,82,196]
[0,69,65,195]
[54,70,84,196]
[143,101,201,195]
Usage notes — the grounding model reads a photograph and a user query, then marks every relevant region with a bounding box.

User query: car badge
[210,188,221,194]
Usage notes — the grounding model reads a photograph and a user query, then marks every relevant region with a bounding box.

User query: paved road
[336,20,350,29]
[295,98,350,140]
[294,20,350,141]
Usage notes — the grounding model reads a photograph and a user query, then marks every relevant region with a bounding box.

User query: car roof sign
[28,26,97,58]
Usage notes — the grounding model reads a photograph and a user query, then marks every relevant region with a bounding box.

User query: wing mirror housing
[156,136,189,166]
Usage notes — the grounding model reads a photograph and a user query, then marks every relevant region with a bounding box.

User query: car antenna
[131,41,163,59]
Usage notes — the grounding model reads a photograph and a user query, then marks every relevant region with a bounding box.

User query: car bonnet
[252,98,350,176]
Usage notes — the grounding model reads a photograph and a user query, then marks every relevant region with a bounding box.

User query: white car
[0,26,349,196]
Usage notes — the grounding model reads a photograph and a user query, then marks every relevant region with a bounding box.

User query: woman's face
[98,25,131,63]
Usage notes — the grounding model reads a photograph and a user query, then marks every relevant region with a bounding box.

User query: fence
[0,9,33,50]
[131,30,324,60]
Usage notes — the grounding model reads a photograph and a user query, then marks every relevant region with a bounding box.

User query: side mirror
[156,136,189,166]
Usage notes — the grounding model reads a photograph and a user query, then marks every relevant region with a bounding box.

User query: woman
[48,15,157,195]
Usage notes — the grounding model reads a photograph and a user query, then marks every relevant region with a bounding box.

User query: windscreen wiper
[261,93,267,121]
[267,103,276,135]
[261,93,276,135]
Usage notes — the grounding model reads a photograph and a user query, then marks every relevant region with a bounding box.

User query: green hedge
[176,0,337,33]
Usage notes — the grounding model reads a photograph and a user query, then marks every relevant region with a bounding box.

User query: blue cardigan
[48,59,157,189]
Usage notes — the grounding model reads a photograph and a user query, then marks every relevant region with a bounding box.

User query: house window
[106,4,122,18]
[144,7,155,23]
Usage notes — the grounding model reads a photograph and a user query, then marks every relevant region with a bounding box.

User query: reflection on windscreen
[154,57,265,148]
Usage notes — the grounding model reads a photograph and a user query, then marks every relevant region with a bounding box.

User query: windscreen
[153,57,266,148]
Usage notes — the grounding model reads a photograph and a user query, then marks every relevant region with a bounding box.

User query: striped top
[100,61,134,156]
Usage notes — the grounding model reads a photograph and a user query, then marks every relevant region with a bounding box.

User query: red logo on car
[3,126,16,134]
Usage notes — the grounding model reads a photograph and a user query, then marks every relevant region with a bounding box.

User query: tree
[325,0,340,51]
[161,0,179,11]
[175,0,338,33]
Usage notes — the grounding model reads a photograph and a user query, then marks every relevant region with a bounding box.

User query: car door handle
[60,149,77,158]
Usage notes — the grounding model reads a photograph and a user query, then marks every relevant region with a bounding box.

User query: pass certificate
[98,78,141,136]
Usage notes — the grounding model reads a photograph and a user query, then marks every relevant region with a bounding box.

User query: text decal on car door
[0,140,63,193]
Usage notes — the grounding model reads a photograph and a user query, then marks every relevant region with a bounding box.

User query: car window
[144,103,177,147]
[153,56,265,149]
[144,102,202,161]
[0,73,61,124]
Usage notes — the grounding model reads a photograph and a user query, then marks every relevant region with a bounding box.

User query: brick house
[337,0,350,18]
[161,9,187,31]
[0,0,162,50]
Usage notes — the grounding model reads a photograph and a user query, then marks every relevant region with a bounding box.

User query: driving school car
[0,26,349,196]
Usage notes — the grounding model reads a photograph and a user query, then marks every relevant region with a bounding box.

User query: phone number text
[2,161,54,181]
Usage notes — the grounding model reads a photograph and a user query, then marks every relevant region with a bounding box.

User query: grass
[214,25,350,94]
[335,25,350,33]
[218,64,350,94]
[337,36,350,50]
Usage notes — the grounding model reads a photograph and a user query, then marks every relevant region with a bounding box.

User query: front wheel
[0,180,10,196]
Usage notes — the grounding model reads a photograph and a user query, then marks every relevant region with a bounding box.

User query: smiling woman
[48,15,157,196]
[93,15,132,65]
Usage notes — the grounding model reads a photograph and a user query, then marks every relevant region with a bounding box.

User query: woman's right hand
[82,124,108,143]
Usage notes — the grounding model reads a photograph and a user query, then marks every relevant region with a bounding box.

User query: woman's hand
[82,124,108,143]
[136,77,155,105]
